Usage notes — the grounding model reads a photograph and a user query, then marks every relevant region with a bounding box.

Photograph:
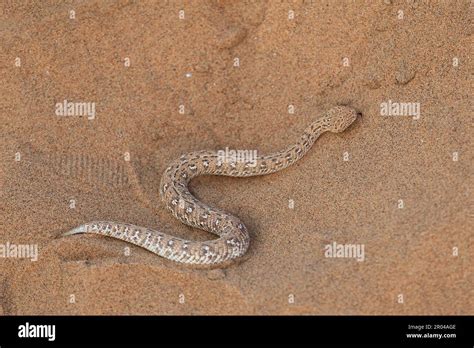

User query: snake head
[326,106,359,133]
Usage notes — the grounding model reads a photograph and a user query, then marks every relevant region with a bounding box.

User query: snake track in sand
[64,106,359,266]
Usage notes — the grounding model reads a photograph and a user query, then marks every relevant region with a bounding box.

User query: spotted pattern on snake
[64,106,359,265]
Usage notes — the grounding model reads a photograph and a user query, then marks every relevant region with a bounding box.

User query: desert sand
[0,0,472,315]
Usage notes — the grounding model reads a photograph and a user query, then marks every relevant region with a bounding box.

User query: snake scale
[64,106,359,266]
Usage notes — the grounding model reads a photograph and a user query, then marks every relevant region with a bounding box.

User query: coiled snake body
[64,106,359,265]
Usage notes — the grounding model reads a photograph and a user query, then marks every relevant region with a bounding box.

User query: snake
[64,106,359,266]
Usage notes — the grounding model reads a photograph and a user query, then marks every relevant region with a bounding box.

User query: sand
[0,0,472,315]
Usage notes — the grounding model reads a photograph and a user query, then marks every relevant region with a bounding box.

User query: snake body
[64,106,358,265]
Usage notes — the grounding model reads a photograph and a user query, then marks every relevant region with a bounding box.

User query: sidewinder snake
[64,106,359,266]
